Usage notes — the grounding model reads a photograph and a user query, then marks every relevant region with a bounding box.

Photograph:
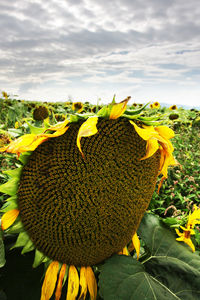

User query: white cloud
[0,0,200,107]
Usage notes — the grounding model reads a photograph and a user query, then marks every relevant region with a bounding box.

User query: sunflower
[169,105,177,110]
[72,102,84,113]
[33,106,49,121]
[0,98,176,300]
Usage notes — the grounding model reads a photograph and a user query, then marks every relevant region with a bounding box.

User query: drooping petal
[1,209,19,230]
[85,267,97,300]
[132,232,140,260]
[155,126,175,140]
[109,98,129,119]
[130,121,156,141]
[76,117,98,158]
[0,126,69,156]
[41,261,59,300]
[46,119,69,131]
[66,265,79,300]
[55,264,67,300]
[141,139,159,160]
[183,237,195,252]
[78,267,87,300]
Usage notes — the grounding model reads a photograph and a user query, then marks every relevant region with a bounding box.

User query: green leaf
[0,178,19,196]
[100,214,200,300]
[0,228,6,268]
[99,255,181,300]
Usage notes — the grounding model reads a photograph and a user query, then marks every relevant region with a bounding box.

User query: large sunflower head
[0,98,176,300]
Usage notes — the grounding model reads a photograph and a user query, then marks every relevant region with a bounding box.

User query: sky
[0,0,200,107]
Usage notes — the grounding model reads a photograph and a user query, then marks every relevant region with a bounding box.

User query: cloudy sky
[0,0,200,107]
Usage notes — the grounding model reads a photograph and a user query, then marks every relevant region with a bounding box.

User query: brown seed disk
[18,117,160,266]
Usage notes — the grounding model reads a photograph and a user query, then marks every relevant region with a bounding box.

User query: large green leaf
[99,214,200,300]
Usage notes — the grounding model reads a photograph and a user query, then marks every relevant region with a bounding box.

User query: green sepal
[11,231,30,249]
[3,166,23,179]
[21,239,35,254]
[140,120,163,126]
[97,105,112,118]
[18,152,31,165]
[125,102,150,116]
[63,265,69,286]
[6,219,24,234]
[27,122,45,134]
[33,249,46,268]
[70,114,80,123]
[0,177,19,196]
[137,115,162,122]
[1,199,18,212]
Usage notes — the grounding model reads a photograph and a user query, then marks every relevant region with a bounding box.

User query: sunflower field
[0,92,200,300]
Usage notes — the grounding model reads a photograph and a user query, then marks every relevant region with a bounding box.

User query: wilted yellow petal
[0,126,69,156]
[141,139,159,160]
[109,98,129,119]
[78,267,87,300]
[77,117,98,158]
[46,119,69,131]
[66,265,79,300]
[41,261,59,300]
[1,209,19,230]
[132,232,140,260]
[55,264,67,300]
[155,126,175,140]
[130,122,156,140]
[85,267,97,300]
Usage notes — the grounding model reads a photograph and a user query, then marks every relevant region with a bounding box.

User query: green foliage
[99,214,200,300]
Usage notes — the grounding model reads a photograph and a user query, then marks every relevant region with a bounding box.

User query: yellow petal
[155,126,175,140]
[1,209,19,230]
[130,121,154,140]
[0,126,69,155]
[85,267,97,300]
[109,98,129,119]
[76,117,98,158]
[141,139,159,160]
[55,264,67,300]
[132,232,140,260]
[182,237,195,252]
[41,261,59,300]
[66,265,79,300]
[78,267,87,300]
[46,119,69,131]
[175,228,183,237]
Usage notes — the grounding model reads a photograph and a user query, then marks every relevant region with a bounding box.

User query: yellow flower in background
[169,105,177,110]
[72,102,84,113]
[2,91,8,99]
[0,98,176,300]
[153,102,160,109]
[175,205,200,252]
[150,104,154,109]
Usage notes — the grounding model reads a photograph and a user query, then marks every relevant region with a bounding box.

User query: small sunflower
[0,98,176,300]
[72,102,84,113]
[175,205,200,252]
[153,102,160,109]
[169,105,177,110]
[33,106,49,121]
